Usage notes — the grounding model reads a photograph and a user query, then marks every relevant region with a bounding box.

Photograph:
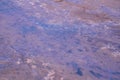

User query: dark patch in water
[66,62,83,76]
[89,70,103,78]
[109,78,119,80]
[76,68,83,76]
[77,49,83,52]
[67,49,73,54]
[111,72,120,75]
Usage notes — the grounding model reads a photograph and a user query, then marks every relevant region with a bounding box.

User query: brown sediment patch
[13,0,119,24]
[54,0,64,2]
[52,0,115,24]
[101,0,120,9]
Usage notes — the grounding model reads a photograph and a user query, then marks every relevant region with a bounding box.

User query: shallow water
[0,0,120,80]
